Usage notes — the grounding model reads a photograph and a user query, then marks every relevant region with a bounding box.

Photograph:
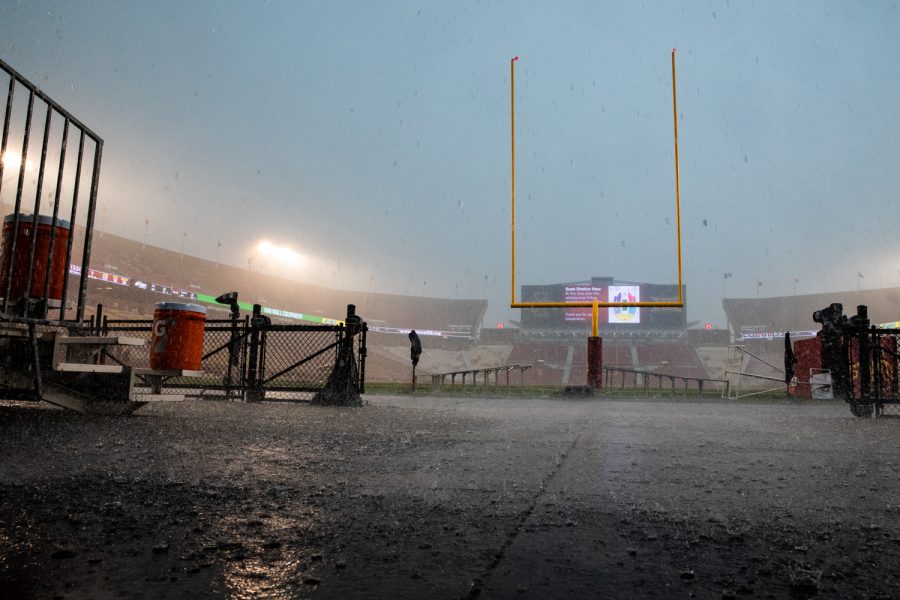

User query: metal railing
[430,364,532,391]
[602,365,726,397]
[0,57,102,324]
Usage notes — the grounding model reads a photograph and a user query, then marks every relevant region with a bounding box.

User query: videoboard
[521,277,686,329]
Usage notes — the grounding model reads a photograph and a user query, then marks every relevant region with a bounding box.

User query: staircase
[0,325,201,415]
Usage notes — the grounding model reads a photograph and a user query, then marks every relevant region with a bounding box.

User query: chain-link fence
[99,313,366,402]
[254,324,342,398]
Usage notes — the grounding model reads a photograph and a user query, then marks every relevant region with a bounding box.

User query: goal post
[509,51,685,318]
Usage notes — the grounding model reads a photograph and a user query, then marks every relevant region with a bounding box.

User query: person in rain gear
[409,330,422,390]
[409,330,422,367]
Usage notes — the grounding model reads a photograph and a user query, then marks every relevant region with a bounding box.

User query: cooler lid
[154,302,207,315]
[4,213,72,230]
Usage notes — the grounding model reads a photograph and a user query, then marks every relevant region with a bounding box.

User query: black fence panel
[844,330,900,416]
[254,324,342,397]
[100,312,366,402]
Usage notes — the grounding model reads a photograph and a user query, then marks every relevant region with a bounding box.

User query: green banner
[194,293,341,325]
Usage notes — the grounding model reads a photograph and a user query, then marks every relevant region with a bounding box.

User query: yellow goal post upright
[509,51,685,387]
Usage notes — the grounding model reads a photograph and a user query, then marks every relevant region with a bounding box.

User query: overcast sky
[1,1,899,328]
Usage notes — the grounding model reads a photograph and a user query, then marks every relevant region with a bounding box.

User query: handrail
[431,364,532,390]
[602,365,727,397]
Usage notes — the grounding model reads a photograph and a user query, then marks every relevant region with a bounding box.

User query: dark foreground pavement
[2,395,900,599]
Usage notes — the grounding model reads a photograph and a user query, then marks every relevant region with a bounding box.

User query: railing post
[224,303,239,400]
[358,323,367,394]
[246,304,263,402]
[95,303,104,335]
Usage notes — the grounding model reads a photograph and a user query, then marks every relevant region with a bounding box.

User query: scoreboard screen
[521,277,685,330]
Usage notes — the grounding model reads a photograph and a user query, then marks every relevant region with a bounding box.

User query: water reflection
[220,512,320,599]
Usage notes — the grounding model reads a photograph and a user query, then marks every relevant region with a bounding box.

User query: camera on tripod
[813,303,869,331]
[813,303,845,329]
[215,291,240,319]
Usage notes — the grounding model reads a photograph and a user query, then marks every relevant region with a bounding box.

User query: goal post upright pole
[672,48,684,305]
[510,56,518,309]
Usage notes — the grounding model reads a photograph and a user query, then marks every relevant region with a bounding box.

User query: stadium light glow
[256,240,303,267]
[1,151,35,188]
[1,150,34,172]
[1,151,36,186]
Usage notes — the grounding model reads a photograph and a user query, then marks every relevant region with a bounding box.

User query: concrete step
[133,368,204,377]
[56,336,145,346]
[129,392,185,402]
[0,326,41,338]
[54,362,124,374]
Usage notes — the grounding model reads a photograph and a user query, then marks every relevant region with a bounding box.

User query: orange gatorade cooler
[150,302,207,371]
[0,213,71,306]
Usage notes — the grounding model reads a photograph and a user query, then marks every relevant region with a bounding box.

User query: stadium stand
[724,289,900,338]
[722,289,900,388]
[503,342,566,385]
[73,226,489,335]
[569,345,588,386]
[635,344,703,369]
[705,289,900,392]
[603,343,635,368]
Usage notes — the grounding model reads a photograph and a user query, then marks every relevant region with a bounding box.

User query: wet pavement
[2,395,900,599]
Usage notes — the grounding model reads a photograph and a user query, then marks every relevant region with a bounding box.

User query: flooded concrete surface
[2,395,899,599]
